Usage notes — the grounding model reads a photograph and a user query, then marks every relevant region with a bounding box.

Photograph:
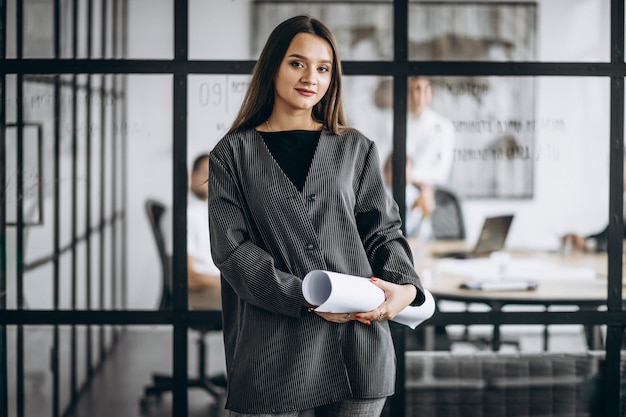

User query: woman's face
[408,77,432,117]
[273,32,333,114]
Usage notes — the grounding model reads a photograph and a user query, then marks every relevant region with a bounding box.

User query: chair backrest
[431,186,466,240]
[145,199,172,310]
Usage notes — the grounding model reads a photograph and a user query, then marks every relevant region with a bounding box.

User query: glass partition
[126,0,173,59]
[6,0,126,59]
[188,74,250,153]
[4,73,125,311]
[409,0,609,63]
[189,0,393,61]
[413,76,612,249]
[343,76,394,165]
[125,75,172,310]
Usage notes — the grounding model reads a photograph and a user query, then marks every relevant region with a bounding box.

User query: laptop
[431,214,514,259]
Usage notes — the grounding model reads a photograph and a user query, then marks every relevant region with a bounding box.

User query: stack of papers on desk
[436,258,596,282]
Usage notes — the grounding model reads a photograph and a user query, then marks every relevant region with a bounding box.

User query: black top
[260,130,321,192]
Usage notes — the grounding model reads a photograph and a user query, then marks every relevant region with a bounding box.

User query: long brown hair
[227,15,349,135]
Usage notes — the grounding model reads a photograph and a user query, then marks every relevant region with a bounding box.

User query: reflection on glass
[409,2,537,62]
[188,75,251,153]
[254,3,393,61]
[186,75,249,311]
[19,326,53,416]
[406,75,536,199]
[343,75,612,254]
[190,1,393,60]
[4,74,126,311]
[22,0,55,58]
[10,0,126,59]
[5,123,42,226]
[409,0,609,62]
[126,0,174,59]
[189,0,252,60]
[122,75,172,310]
[343,76,394,165]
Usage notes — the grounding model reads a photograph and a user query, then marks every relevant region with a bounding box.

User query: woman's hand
[307,277,418,325]
[305,301,356,324]
[314,311,358,324]
[411,182,436,218]
[353,277,418,325]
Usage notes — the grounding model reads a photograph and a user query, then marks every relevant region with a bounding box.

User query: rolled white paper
[302,270,435,329]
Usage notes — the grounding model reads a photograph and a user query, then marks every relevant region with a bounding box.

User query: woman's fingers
[315,311,357,323]
[313,278,417,326]
[364,277,419,322]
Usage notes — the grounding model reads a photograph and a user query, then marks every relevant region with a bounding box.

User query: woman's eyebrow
[287,53,332,65]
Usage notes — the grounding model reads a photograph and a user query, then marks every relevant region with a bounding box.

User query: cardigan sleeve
[208,148,307,318]
[353,140,426,305]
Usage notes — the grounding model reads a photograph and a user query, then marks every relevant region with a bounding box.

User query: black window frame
[0,1,624,416]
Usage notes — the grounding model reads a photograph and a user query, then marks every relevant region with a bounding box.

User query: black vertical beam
[172,1,189,416]
[0,0,7,414]
[110,0,118,343]
[68,0,79,407]
[120,0,128,311]
[98,0,108,363]
[389,1,409,417]
[85,0,94,381]
[53,0,62,415]
[15,2,24,417]
[605,1,625,416]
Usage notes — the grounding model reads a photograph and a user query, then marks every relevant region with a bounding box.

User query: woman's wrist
[402,283,418,306]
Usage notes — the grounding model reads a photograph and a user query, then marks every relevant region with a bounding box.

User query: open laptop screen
[473,215,514,256]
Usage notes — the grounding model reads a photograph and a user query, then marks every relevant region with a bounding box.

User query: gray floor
[67,327,229,417]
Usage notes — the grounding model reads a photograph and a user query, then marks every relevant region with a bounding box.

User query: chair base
[139,372,226,414]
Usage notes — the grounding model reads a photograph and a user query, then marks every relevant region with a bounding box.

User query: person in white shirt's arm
[164,154,221,310]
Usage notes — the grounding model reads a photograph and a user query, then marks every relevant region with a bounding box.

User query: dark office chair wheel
[209,373,228,388]
[139,396,155,415]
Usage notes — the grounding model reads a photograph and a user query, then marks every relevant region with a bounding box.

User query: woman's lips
[296,88,315,97]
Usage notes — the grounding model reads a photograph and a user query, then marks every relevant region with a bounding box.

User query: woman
[208,15,426,417]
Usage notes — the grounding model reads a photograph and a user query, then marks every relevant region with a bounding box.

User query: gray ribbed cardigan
[208,127,424,414]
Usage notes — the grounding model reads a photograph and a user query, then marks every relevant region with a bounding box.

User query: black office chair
[139,199,226,413]
[431,185,466,240]
[411,185,467,350]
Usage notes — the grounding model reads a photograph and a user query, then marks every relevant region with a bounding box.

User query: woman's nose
[301,68,317,85]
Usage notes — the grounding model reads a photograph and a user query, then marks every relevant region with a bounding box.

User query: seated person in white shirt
[164,153,221,310]
[383,153,435,241]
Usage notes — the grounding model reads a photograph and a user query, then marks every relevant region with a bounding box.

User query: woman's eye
[291,61,304,68]
[318,66,329,73]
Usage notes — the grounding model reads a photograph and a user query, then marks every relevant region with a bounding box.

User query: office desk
[410,240,619,350]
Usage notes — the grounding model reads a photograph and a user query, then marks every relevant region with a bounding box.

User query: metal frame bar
[3,122,43,227]
[172,1,189,415]
[389,2,409,416]
[604,1,626,416]
[0,0,7,414]
[85,0,95,385]
[2,60,626,76]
